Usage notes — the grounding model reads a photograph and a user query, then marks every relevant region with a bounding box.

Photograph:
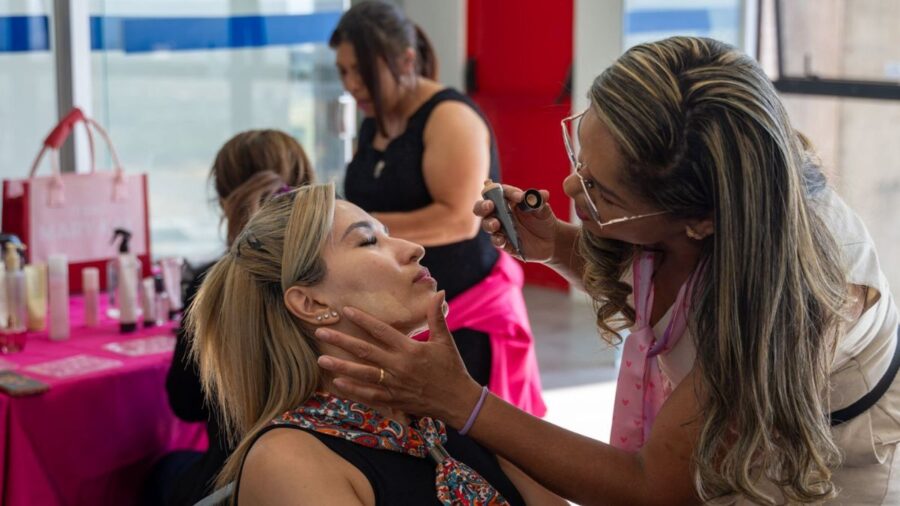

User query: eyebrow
[340,221,389,241]
[341,221,374,240]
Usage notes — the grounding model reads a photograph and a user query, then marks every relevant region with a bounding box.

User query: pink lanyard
[610,251,699,451]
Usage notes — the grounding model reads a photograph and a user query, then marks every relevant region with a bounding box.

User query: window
[771,0,900,100]
[0,1,56,183]
[759,0,900,291]
[90,0,349,263]
[624,0,744,50]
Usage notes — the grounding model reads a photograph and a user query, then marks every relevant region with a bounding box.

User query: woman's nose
[402,240,425,264]
[562,172,581,201]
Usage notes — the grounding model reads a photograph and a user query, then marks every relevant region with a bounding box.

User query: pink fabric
[414,252,546,417]
[610,252,697,451]
[0,296,207,506]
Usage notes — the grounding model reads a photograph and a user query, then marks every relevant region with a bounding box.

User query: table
[0,296,207,505]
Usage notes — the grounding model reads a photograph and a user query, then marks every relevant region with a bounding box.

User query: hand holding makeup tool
[481,180,524,259]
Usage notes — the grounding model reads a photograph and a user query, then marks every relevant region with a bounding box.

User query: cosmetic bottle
[117,251,139,333]
[159,258,183,319]
[107,228,141,318]
[82,267,100,327]
[24,263,47,332]
[154,273,170,325]
[141,277,156,328]
[1,240,27,353]
[47,254,69,340]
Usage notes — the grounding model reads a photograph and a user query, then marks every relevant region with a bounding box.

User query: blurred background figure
[332,1,546,416]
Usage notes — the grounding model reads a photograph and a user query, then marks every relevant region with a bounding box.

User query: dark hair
[211,129,314,245]
[329,1,438,135]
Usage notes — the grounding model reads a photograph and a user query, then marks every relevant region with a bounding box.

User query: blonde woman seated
[187,184,563,505]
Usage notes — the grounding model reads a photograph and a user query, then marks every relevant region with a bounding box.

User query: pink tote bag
[2,108,151,293]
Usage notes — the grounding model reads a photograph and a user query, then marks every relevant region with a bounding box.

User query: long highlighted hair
[187,184,335,488]
[581,37,846,503]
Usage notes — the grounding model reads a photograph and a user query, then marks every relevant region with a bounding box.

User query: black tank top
[344,88,501,301]
[235,423,526,506]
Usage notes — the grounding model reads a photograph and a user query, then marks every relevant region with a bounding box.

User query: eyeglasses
[561,111,667,229]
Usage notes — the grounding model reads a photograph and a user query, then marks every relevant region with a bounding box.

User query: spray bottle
[108,228,140,332]
[107,228,137,318]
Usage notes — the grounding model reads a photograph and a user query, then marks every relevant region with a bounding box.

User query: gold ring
[377,368,386,385]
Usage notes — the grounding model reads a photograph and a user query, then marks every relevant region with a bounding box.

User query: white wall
[403,0,466,90]
[387,0,467,91]
[573,0,623,112]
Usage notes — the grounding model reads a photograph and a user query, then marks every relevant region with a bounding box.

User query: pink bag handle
[28,107,125,178]
[26,108,128,206]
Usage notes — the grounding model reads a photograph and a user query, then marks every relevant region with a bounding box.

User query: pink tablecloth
[0,296,207,505]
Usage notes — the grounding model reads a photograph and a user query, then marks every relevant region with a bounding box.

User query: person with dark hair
[331,1,545,417]
[160,130,314,505]
[314,37,900,505]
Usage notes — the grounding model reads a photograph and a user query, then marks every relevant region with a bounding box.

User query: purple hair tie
[275,184,292,195]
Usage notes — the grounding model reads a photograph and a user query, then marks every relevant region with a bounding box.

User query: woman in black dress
[331,1,545,416]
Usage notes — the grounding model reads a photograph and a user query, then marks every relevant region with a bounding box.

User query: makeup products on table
[24,264,47,332]
[107,228,141,319]
[141,277,156,328]
[2,240,27,353]
[117,252,139,333]
[82,267,100,327]
[154,273,170,326]
[481,179,524,259]
[159,258,183,319]
[48,254,70,341]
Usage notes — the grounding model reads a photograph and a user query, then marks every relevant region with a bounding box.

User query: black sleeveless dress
[235,423,526,506]
[344,88,501,385]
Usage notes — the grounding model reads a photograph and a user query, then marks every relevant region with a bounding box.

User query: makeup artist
[316,36,900,505]
[331,1,545,416]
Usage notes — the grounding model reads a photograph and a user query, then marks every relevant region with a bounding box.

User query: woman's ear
[284,286,340,326]
[685,217,714,240]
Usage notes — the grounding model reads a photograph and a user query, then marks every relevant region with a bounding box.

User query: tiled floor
[523,285,619,444]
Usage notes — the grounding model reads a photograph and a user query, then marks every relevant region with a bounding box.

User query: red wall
[467,0,573,290]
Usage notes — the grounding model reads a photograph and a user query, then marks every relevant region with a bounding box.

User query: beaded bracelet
[459,386,489,436]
